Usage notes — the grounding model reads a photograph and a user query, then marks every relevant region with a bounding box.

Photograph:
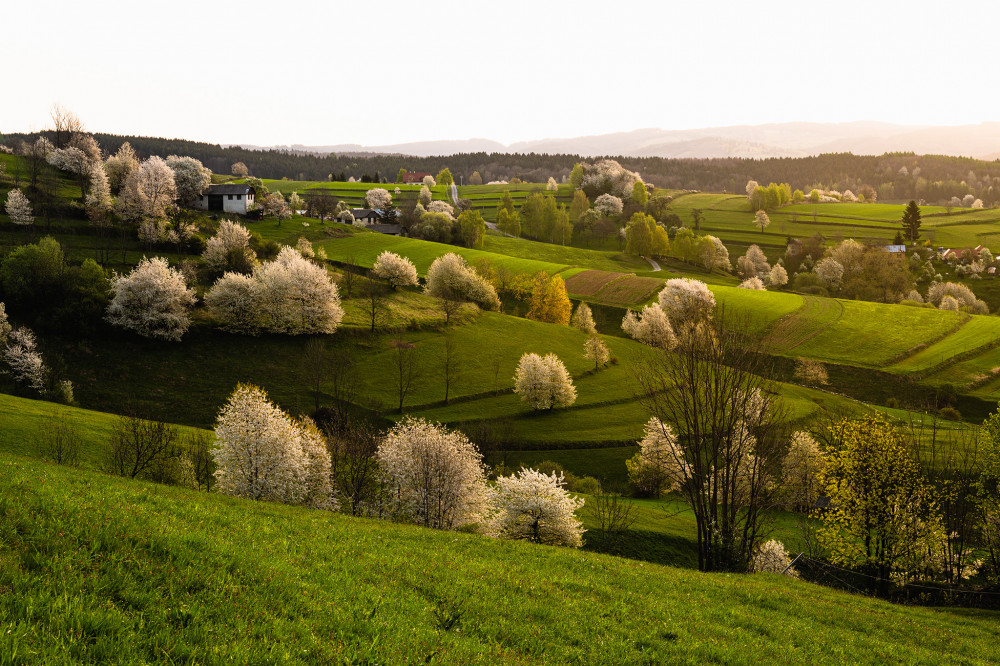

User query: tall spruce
[901,200,922,241]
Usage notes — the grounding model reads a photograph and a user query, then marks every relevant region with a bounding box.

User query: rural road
[450,183,459,205]
[643,256,662,271]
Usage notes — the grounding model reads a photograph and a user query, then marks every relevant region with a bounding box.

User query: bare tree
[439,295,463,326]
[591,491,637,544]
[106,406,180,480]
[442,334,463,404]
[390,339,421,412]
[363,272,388,332]
[340,254,358,298]
[491,355,503,395]
[633,313,788,572]
[50,103,85,148]
[325,416,387,517]
[183,432,215,491]
[302,337,332,412]
[40,414,80,466]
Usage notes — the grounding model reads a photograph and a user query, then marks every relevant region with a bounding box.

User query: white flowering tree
[137,156,178,219]
[365,187,392,210]
[377,417,490,530]
[738,277,766,290]
[418,185,433,207]
[202,219,257,272]
[206,246,343,335]
[751,539,798,576]
[372,250,418,289]
[296,237,315,259]
[594,193,624,217]
[700,235,731,272]
[489,468,585,547]
[231,162,249,177]
[4,189,34,227]
[621,304,677,350]
[104,142,140,194]
[746,180,759,202]
[814,257,844,290]
[0,303,10,348]
[106,257,197,341]
[513,352,577,410]
[657,278,716,327]
[47,146,89,175]
[425,253,500,311]
[427,200,454,218]
[3,327,47,393]
[166,155,212,204]
[577,159,642,200]
[422,175,436,187]
[754,210,770,233]
[737,244,770,279]
[781,431,826,511]
[546,177,558,191]
[768,264,788,287]
[927,281,989,314]
[85,161,113,223]
[583,334,610,369]
[262,192,290,222]
[213,384,335,508]
[570,301,597,334]
[626,417,689,497]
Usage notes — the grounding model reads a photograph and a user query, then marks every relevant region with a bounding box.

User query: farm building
[194,184,255,214]
[401,172,432,184]
[349,209,401,235]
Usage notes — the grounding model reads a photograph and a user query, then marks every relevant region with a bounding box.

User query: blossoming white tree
[212,384,335,508]
[583,334,610,369]
[85,161,113,223]
[754,210,771,233]
[137,156,178,219]
[418,185,433,207]
[296,236,315,259]
[751,539,798,576]
[737,244,770,279]
[372,250,418,289]
[657,278,716,327]
[738,277,766,290]
[165,155,212,204]
[377,417,490,530]
[570,301,597,334]
[814,257,844,289]
[489,468,585,547]
[768,264,788,288]
[621,304,677,350]
[626,417,689,497]
[4,189,34,227]
[546,177,558,191]
[365,187,392,210]
[427,200,454,218]
[424,253,500,311]
[206,246,344,335]
[422,175,436,187]
[594,193,624,217]
[513,352,577,410]
[202,219,257,272]
[47,146,89,175]
[781,431,826,510]
[2,327,47,393]
[701,235,731,272]
[106,257,197,341]
[0,303,10,348]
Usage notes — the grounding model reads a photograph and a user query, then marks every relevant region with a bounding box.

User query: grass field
[4,454,997,664]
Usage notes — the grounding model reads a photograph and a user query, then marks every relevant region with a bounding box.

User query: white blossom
[372,251,418,288]
[165,155,212,204]
[513,352,577,410]
[365,187,392,210]
[422,175,436,187]
[427,200,454,218]
[657,278,716,326]
[546,177,558,191]
[738,277,766,290]
[781,431,825,509]
[5,189,34,226]
[626,417,690,496]
[424,253,500,310]
[106,257,197,341]
[814,257,844,289]
[2,327,47,393]
[488,468,585,547]
[594,193,624,217]
[768,264,788,287]
[752,539,798,577]
[203,219,257,272]
[377,417,490,530]
[583,334,610,368]
[570,301,597,334]
[296,236,315,259]
[621,304,677,350]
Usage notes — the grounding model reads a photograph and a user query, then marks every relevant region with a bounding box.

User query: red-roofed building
[401,171,432,184]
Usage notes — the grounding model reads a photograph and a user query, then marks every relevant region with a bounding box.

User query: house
[401,172,432,185]
[882,245,907,254]
[194,184,255,215]
[349,209,401,235]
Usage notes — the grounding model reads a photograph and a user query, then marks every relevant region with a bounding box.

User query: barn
[194,184,255,215]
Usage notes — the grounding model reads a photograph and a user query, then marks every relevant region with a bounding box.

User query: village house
[349,208,402,235]
[194,184,255,215]
[401,172,432,184]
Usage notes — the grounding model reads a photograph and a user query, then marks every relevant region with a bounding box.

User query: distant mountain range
[237,122,1000,160]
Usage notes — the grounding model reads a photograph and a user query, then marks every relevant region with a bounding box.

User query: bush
[940,406,962,421]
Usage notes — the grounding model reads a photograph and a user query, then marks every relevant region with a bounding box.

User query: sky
[5,0,999,148]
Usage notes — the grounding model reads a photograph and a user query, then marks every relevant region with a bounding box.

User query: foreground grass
[2,454,998,665]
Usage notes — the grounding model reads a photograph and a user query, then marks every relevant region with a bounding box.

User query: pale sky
[5,0,998,147]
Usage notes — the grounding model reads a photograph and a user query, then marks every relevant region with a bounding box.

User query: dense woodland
[6,131,1000,204]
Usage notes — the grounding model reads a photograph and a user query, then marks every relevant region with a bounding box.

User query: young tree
[700,235,730,272]
[526,272,572,325]
[489,468,585,547]
[441,334,463,404]
[105,142,140,194]
[4,189,34,227]
[738,277,766,290]
[781,431,826,511]
[212,383,334,509]
[753,210,771,233]
[262,191,290,224]
[568,189,589,222]
[288,192,305,214]
[570,301,597,334]
[417,185,433,208]
[768,264,788,287]
[435,168,454,188]
[106,257,197,341]
[513,352,576,410]
[390,338,421,412]
[583,333,610,369]
[814,257,845,290]
[751,540,798,577]
[372,250,418,289]
[737,244,770,279]
[634,316,787,572]
[106,408,179,481]
[496,207,521,237]
[136,156,177,219]
[594,193,624,217]
[231,162,249,177]
[377,417,490,530]
[422,174,436,187]
[456,209,486,249]
[816,417,945,593]
[901,200,922,242]
[621,304,677,350]
[546,176,559,191]
[165,155,212,204]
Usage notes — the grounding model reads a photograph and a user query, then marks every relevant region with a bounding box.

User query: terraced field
[889,315,1000,374]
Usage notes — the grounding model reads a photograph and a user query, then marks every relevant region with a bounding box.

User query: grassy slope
[2,454,997,665]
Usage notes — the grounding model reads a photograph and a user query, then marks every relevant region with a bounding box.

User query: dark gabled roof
[350,208,383,218]
[207,184,253,195]
[369,224,402,235]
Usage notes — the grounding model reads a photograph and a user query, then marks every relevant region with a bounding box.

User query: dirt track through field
[765,296,844,352]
